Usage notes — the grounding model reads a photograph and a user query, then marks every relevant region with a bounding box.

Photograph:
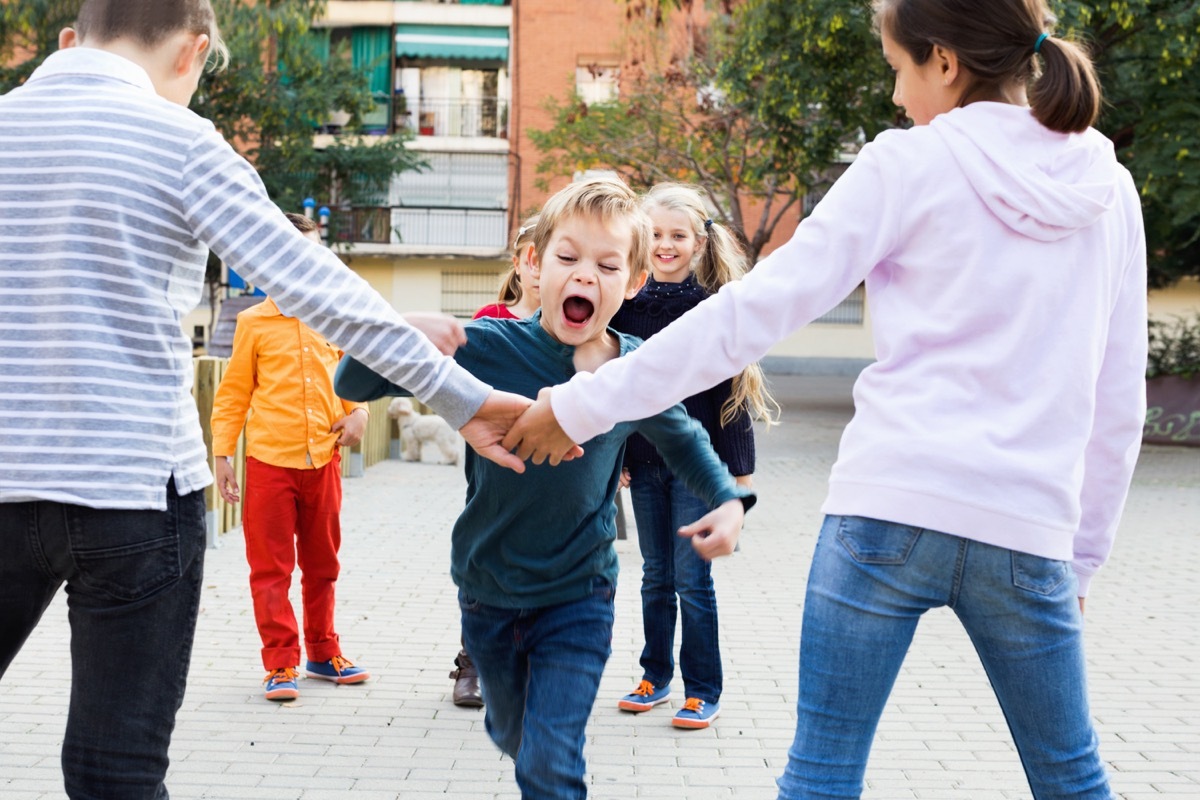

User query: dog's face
[387,397,416,419]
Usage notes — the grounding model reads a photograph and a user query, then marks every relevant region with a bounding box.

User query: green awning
[395,25,509,61]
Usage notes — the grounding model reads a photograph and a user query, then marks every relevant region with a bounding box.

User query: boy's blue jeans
[776,515,1113,800]
[0,480,206,799]
[460,577,615,800]
[627,462,722,703]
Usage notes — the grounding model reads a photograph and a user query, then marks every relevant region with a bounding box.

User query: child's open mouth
[562,296,595,326]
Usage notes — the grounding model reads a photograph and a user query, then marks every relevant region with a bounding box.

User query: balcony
[330,152,508,251]
[398,96,507,139]
[331,206,508,252]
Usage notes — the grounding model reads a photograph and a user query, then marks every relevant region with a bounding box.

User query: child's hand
[461,390,535,473]
[619,467,631,489]
[502,388,584,465]
[678,499,745,560]
[333,408,368,447]
[214,456,240,504]
[403,312,468,356]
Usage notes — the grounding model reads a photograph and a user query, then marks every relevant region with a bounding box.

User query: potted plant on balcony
[1143,312,1200,446]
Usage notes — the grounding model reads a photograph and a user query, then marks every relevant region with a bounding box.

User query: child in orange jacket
[211,213,371,700]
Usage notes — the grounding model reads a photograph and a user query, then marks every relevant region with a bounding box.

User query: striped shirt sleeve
[179,126,490,429]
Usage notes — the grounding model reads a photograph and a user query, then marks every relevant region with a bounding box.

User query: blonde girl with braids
[611,182,776,730]
[474,215,541,320]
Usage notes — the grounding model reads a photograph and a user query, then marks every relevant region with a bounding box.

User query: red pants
[243,454,343,670]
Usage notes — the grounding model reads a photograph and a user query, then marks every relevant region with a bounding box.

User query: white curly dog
[387,397,463,465]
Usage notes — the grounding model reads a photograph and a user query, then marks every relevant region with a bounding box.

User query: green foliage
[0,0,79,89]
[530,9,808,260]
[1054,1,1200,287]
[196,0,421,215]
[716,0,1199,286]
[719,0,898,187]
[1147,313,1200,379]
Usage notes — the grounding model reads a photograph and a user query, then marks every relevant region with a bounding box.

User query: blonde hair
[531,177,652,288]
[497,214,540,306]
[643,183,779,428]
[75,0,229,72]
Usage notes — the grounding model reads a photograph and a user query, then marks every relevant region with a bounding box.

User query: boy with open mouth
[335,177,754,799]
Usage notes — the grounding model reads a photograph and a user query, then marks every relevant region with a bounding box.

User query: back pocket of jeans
[835,516,922,565]
[68,509,182,602]
[1011,552,1069,596]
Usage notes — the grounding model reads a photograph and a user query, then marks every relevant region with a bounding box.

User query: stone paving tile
[1,375,1197,799]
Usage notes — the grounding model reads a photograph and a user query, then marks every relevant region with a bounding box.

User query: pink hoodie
[552,103,1147,596]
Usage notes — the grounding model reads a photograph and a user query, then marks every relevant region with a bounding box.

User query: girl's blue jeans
[627,462,722,704]
[459,577,615,800]
[776,515,1113,800]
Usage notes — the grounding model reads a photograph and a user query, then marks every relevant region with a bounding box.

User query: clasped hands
[465,387,743,560]
[459,387,581,473]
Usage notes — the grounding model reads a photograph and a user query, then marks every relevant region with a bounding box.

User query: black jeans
[0,479,206,799]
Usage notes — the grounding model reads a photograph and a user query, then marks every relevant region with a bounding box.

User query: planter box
[1143,375,1200,447]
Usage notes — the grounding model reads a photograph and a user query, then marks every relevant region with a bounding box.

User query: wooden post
[193,357,223,548]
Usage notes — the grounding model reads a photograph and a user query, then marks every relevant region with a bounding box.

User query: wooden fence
[193,356,397,544]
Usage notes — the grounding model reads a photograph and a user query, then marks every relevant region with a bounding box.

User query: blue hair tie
[703,218,714,230]
[1033,32,1049,54]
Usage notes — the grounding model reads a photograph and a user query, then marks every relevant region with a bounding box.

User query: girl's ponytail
[1029,35,1102,134]
[693,218,748,294]
[496,270,522,306]
[874,0,1103,135]
[497,214,540,305]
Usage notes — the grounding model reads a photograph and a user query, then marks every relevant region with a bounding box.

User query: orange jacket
[210,298,367,469]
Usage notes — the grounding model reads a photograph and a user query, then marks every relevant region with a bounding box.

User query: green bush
[1147,313,1200,380]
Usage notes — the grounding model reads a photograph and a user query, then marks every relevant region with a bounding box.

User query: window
[576,62,619,106]
[442,270,505,318]
[813,285,865,325]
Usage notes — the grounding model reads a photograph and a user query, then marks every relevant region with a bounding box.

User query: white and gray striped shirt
[0,47,490,510]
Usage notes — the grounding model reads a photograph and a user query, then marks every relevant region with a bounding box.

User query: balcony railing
[331,206,508,250]
[398,96,508,139]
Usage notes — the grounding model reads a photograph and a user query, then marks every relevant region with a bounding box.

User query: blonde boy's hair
[75,0,230,72]
[530,178,652,286]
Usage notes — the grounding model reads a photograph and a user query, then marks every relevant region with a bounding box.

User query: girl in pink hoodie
[506,1,1145,796]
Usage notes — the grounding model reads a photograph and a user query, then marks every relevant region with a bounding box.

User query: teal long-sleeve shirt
[335,313,755,610]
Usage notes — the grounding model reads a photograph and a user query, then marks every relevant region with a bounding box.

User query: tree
[197,0,421,216]
[718,0,1200,287]
[530,1,896,261]
[530,5,819,261]
[718,0,897,188]
[1055,1,1200,287]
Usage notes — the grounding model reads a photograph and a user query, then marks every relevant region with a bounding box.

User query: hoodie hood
[931,103,1119,242]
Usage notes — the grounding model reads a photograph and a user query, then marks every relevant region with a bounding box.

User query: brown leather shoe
[450,649,483,708]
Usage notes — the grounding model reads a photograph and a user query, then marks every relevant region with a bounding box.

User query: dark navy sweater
[610,275,756,476]
[334,313,755,609]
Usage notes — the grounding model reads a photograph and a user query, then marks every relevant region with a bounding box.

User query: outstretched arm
[335,354,533,473]
[505,146,897,463]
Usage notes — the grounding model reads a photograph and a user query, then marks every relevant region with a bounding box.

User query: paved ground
[2,375,1198,799]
